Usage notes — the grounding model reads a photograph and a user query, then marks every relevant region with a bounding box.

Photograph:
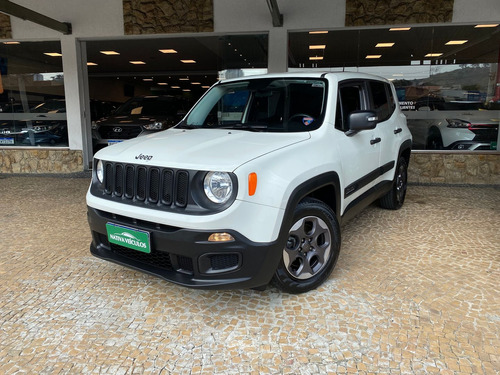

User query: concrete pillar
[267,27,288,73]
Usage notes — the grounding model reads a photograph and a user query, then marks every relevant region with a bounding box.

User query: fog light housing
[208,232,234,242]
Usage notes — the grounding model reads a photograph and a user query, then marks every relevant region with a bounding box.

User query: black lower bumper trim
[87,207,283,290]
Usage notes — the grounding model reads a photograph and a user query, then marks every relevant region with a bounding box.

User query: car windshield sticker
[302,117,314,126]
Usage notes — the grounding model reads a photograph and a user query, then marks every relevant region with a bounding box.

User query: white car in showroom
[86,72,412,293]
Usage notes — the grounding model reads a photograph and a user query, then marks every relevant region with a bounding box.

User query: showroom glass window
[289,24,500,151]
[0,41,67,147]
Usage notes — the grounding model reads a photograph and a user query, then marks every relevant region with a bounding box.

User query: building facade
[0,0,499,184]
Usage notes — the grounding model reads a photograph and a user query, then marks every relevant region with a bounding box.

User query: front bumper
[87,207,283,290]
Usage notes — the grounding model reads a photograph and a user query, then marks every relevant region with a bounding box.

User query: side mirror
[346,110,378,136]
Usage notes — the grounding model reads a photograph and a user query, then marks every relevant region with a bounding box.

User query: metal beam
[266,0,283,27]
[0,0,72,35]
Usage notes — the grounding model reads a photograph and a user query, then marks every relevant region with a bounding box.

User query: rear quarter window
[369,81,394,122]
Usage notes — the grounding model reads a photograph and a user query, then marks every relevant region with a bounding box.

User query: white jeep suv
[87,72,412,293]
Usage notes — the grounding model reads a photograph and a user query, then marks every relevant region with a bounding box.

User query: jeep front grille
[101,162,189,209]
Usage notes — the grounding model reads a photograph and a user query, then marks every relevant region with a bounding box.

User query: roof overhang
[0,0,72,35]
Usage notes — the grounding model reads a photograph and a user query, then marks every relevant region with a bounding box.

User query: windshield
[183,78,327,132]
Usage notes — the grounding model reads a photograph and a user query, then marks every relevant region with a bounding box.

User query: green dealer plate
[106,223,151,254]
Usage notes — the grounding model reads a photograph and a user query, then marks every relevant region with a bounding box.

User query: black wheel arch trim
[398,139,412,162]
[278,172,341,240]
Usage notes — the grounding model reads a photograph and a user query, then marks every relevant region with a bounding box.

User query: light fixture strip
[445,40,468,45]
[389,27,411,31]
[100,51,120,55]
[375,43,395,48]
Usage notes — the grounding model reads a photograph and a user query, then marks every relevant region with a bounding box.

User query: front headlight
[96,159,104,184]
[446,119,470,128]
[143,121,164,130]
[204,171,233,204]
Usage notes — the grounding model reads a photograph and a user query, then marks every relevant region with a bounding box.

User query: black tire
[379,156,408,210]
[426,128,444,150]
[272,198,340,294]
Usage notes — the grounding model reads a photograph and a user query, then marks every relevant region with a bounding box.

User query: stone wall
[0,149,84,174]
[346,0,454,26]
[123,0,213,34]
[408,152,500,185]
[0,14,12,39]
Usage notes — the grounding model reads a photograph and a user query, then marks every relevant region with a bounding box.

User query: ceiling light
[179,77,189,81]
[445,40,468,45]
[171,86,181,89]
[191,82,201,85]
[366,55,382,59]
[389,27,411,31]
[309,56,323,60]
[157,82,168,85]
[3,41,20,45]
[202,85,210,89]
[425,53,443,57]
[129,61,146,64]
[309,31,328,34]
[143,78,153,81]
[309,45,326,50]
[376,43,395,48]
[44,52,62,57]
[87,62,98,66]
[183,89,191,92]
[100,51,120,55]
[474,24,499,28]
[159,49,177,53]
[181,60,196,64]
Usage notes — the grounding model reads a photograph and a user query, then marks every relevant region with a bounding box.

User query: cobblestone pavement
[0,175,499,375]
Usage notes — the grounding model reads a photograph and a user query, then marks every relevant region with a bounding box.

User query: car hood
[94,128,311,171]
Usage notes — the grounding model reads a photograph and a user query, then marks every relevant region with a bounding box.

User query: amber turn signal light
[248,173,257,196]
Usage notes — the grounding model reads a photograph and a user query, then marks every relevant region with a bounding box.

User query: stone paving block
[0,176,499,374]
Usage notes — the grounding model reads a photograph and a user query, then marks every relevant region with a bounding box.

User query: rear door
[367,80,401,183]
[334,80,381,212]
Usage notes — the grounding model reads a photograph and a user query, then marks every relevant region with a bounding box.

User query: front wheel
[272,198,340,294]
[379,156,408,210]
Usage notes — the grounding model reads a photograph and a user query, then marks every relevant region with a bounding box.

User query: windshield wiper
[176,124,199,129]
[219,123,268,132]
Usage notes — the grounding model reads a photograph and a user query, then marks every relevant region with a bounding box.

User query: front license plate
[108,140,123,146]
[106,223,151,253]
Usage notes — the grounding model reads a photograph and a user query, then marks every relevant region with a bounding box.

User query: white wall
[213,0,345,32]
[453,0,500,23]
[9,0,124,39]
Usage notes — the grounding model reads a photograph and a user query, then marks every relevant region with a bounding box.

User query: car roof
[219,71,390,84]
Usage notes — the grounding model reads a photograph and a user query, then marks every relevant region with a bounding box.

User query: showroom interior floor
[0,175,499,374]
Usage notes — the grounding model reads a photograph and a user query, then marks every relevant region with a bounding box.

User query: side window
[336,84,364,131]
[369,81,393,122]
[386,83,396,113]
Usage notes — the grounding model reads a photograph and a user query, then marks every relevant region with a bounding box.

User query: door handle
[370,137,381,145]
[394,128,402,134]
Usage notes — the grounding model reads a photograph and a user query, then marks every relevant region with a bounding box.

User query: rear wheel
[272,198,340,293]
[379,156,408,210]
[426,128,444,150]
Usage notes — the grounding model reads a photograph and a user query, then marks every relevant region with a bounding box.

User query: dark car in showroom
[92,95,188,151]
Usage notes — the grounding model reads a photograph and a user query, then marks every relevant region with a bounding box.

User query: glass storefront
[0,41,68,147]
[85,34,268,153]
[289,24,500,151]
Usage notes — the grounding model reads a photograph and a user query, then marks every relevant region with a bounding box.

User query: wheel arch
[282,172,341,227]
[398,139,412,167]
